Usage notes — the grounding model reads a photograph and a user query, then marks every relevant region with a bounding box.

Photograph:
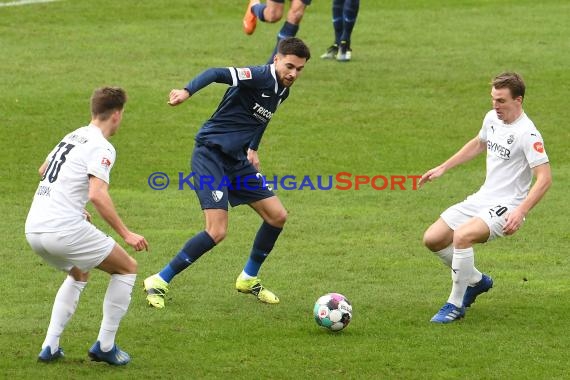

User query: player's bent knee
[452,227,483,248]
[422,232,439,252]
[276,209,288,225]
[69,267,89,282]
[115,255,137,275]
[452,233,472,249]
[207,228,227,244]
[264,8,283,22]
[114,254,137,275]
[126,256,138,274]
[268,209,287,228]
[423,219,453,251]
[287,9,304,24]
[98,245,137,275]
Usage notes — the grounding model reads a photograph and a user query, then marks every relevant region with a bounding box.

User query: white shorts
[440,199,521,241]
[26,221,116,272]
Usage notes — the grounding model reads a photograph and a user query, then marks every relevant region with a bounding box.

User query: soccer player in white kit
[25,87,149,364]
[419,72,552,323]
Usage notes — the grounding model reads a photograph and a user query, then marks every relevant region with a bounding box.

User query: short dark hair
[91,87,127,120]
[492,72,525,100]
[277,37,311,61]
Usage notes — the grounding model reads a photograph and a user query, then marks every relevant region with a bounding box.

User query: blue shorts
[191,144,275,210]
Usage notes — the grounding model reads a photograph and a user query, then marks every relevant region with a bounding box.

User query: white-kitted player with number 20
[25,87,148,365]
[418,72,552,324]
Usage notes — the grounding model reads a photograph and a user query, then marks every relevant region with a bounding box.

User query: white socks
[435,246,454,267]
[41,273,136,354]
[447,248,474,307]
[240,270,255,280]
[42,276,87,353]
[436,245,483,286]
[97,274,136,352]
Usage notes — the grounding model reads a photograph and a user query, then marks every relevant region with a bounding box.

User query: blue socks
[340,0,360,45]
[159,231,216,283]
[332,0,344,44]
[243,222,283,277]
[158,222,282,283]
[267,21,300,63]
[251,3,267,21]
[332,0,360,46]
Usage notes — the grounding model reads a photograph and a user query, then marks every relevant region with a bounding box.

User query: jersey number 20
[488,205,508,218]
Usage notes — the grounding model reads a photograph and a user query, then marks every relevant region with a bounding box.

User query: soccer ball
[313,293,352,331]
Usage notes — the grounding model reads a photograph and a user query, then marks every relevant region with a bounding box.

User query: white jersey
[25,124,116,233]
[468,110,549,205]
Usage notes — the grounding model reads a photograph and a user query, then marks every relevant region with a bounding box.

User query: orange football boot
[243,0,260,35]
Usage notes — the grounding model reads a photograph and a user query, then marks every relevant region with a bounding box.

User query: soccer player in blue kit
[144,37,311,309]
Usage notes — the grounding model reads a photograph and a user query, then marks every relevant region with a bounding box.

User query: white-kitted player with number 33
[25,87,149,364]
[418,72,552,324]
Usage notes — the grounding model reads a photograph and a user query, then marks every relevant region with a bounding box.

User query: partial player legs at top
[243,0,286,35]
[267,0,309,63]
[243,0,310,63]
[243,0,262,35]
[321,0,360,61]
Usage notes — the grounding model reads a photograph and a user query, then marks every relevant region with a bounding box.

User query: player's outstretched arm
[419,136,485,187]
[419,165,446,188]
[88,176,149,251]
[169,68,234,107]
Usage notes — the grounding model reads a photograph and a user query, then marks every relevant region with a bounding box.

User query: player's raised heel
[144,274,169,309]
[236,274,279,304]
[37,346,64,362]
[430,302,465,323]
[88,341,130,365]
[463,274,493,307]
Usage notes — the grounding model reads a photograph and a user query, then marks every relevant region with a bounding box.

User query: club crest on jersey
[212,190,224,202]
[507,135,514,144]
[237,68,252,81]
[533,141,544,153]
[101,157,112,170]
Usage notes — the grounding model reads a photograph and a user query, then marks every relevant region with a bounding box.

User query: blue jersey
[185,64,290,160]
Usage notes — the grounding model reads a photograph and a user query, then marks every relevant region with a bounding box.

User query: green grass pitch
[1,0,569,378]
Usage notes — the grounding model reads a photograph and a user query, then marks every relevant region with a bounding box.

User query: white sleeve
[86,145,116,184]
[478,112,493,142]
[521,130,549,168]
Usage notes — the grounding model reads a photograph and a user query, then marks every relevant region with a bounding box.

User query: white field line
[0,0,60,7]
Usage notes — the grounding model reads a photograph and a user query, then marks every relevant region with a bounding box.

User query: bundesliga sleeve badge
[236,68,252,81]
